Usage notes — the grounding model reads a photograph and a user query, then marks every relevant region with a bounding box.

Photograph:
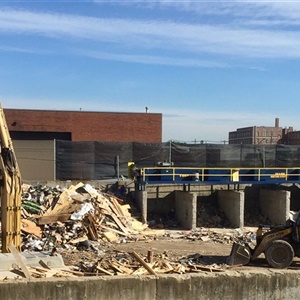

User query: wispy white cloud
[114,1,300,27]
[0,45,51,54]
[79,50,230,68]
[1,7,300,61]
[118,0,300,19]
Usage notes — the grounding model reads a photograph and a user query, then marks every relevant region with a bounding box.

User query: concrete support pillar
[217,190,244,228]
[134,190,148,224]
[174,191,197,230]
[259,189,290,225]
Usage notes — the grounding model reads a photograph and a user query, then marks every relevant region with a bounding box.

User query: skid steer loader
[228,212,300,268]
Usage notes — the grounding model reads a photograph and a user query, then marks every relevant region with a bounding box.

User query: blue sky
[1,1,300,142]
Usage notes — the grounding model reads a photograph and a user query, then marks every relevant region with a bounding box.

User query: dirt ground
[58,227,262,270]
[59,226,300,273]
[59,228,232,266]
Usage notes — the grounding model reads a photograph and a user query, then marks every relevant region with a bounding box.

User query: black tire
[265,240,294,268]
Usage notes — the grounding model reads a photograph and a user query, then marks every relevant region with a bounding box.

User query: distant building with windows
[228,118,294,145]
[284,131,300,145]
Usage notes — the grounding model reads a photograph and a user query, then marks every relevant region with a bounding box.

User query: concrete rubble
[0,182,259,280]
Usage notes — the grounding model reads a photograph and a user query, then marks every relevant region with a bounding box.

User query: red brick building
[5,108,162,143]
[228,118,293,145]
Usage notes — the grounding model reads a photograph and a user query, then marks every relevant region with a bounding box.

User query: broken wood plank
[95,266,114,276]
[119,204,132,217]
[110,263,124,274]
[132,266,148,275]
[110,197,124,216]
[131,251,157,276]
[111,260,133,275]
[109,212,129,234]
[103,231,119,242]
[29,266,57,278]
[44,183,84,216]
[21,219,42,238]
[158,262,174,273]
[37,214,70,225]
[27,269,46,278]
[190,265,225,273]
[100,225,128,237]
[173,264,186,274]
[105,221,119,229]
[104,193,124,205]
[9,243,32,279]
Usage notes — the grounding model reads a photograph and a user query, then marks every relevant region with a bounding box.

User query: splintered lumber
[110,263,124,274]
[151,260,174,274]
[109,212,129,234]
[9,243,32,279]
[21,219,42,238]
[119,204,132,217]
[100,225,128,237]
[37,214,70,225]
[95,266,114,276]
[132,267,148,275]
[86,213,99,240]
[107,197,131,227]
[71,193,90,203]
[131,251,157,276]
[44,183,84,216]
[190,265,225,273]
[111,259,133,275]
[103,232,119,242]
[27,269,46,278]
[131,219,148,231]
[173,264,186,274]
[109,197,124,217]
[29,266,57,278]
[105,221,119,229]
[104,193,124,205]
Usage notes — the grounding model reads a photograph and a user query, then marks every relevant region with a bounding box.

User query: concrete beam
[217,191,244,228]
[174,191,197,230]
[134,190,148,224]
[259,189,290,225]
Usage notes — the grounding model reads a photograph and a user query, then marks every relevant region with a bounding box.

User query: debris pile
[197,202,231,228]
[20,182,147,253]
[197,201,271,228]
[0,182,255,279]
[60,249,229,276]
[244,206,271,226]
[161,227,255,245]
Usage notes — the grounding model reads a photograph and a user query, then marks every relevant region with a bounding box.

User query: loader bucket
[227,242,251,266]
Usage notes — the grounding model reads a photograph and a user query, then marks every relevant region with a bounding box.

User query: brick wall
[5,109,162,143]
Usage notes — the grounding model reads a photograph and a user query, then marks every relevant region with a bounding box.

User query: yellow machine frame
[0,105,22,252]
